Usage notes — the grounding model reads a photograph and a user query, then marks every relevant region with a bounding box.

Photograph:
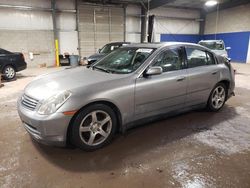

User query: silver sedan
[17,42,235,151]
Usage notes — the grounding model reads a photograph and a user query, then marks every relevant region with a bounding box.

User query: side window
[153,48,182,72]
[110,45,120,51]
[206,52,216,65]
[186,48,207,68]
[186,48,216,68]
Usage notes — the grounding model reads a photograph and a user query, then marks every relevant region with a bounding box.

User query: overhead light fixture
[205,0,218,7]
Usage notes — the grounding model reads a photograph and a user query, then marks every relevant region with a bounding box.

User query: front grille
[21,94,39,111]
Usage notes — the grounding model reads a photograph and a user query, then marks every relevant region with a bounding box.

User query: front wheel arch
[66,101,122,146]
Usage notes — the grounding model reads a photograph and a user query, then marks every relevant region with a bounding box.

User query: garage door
[78,4,124,58]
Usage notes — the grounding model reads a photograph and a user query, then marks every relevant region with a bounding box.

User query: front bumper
[17,98,73,147]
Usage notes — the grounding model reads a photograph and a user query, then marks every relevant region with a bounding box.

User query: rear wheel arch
[217,80,230,100]
[66,100,123,146]
[218,80,230,91]
[2,64,16,80]
[3,63,17,71]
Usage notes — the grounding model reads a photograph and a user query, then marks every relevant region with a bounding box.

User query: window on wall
[153,48,183,72]
[186,48,216,68]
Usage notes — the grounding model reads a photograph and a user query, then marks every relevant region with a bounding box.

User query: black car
[0,48,27,80]
[87,42,130,65]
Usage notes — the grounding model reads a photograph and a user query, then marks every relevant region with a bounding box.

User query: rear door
[185,46,220,106]
[135,46,187,118]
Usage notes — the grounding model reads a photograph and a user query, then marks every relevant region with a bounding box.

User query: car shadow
[32,104,238,172]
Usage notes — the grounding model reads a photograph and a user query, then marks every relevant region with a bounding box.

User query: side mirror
[226,47,231,50]
[98,49,101,53]
[144,66,163,77]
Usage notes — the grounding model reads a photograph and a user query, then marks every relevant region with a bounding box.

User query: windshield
[92,47,155,74]
[199,41,225,50]
[99,44,121,54]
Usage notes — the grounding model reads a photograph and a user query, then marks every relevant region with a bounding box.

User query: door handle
[177,77,186,82]
[212,71,218,75]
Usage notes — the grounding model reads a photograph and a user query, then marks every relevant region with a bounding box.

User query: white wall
[55,0,78,55]
[0,6,55,66]
[205,4,250,34]
[0,9,53,30]
[0,0,51,8]
[150,7,200,42]
[125,5,200,43]
[0,0,78,67]
[126,5,141,43]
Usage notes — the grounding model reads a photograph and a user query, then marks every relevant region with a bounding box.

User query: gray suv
[17,42,235,151]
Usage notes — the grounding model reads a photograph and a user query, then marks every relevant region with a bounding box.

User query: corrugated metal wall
[78,4,124,58]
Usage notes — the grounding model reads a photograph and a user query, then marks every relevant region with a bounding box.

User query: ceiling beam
[149,0,177,10]
[165,5,201,11]
[206,0,250,12]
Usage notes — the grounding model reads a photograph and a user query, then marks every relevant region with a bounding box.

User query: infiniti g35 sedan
[17,42,235,151]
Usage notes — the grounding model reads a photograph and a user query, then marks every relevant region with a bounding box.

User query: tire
[70,104,118,151]
[3,65,16,80]
[207,83,227,112]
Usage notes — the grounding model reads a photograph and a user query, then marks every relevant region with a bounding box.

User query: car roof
[124,42,203,49]
[106,42,131,45]
[199,40,224,43]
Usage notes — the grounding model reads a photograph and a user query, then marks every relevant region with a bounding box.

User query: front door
[135,47,187,118]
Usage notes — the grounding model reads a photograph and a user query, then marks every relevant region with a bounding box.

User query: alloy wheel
[5,66,15,79]
[211,86,226,109]
[79,110,112,146]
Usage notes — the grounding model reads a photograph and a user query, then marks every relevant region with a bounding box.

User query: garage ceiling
[163,0,229,9]
[82,0,250,11]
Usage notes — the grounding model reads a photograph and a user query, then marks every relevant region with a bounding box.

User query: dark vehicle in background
[0,48,27,80]
[87,42,130,65]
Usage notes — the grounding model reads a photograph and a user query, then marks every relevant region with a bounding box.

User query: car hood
[24,67,126,101]
[88,53,106,61]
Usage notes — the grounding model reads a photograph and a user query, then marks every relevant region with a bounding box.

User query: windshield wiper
[92,66,111,73]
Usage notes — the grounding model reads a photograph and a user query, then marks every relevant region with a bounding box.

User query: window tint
[153,48,182,72]
[186,48,215,68]
[206,52,215,65]
[94,47,155,74]
[100,44,121,54]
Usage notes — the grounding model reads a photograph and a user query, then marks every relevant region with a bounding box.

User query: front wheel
[3,65,16,80]
[207,83,227,111]
[70,104,118,151]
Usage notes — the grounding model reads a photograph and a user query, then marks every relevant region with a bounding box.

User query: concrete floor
[0,63,250,188]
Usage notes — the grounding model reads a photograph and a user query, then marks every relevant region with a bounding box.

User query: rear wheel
[207,83,227,111]
[70,104,117,151]
[3,65,16,80]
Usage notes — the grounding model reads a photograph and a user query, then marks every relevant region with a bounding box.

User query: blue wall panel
[160,34,202,44]
[160,32,250,63]
[203,32,250,63]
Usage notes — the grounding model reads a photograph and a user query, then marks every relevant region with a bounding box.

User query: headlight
[38,90,71,115]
